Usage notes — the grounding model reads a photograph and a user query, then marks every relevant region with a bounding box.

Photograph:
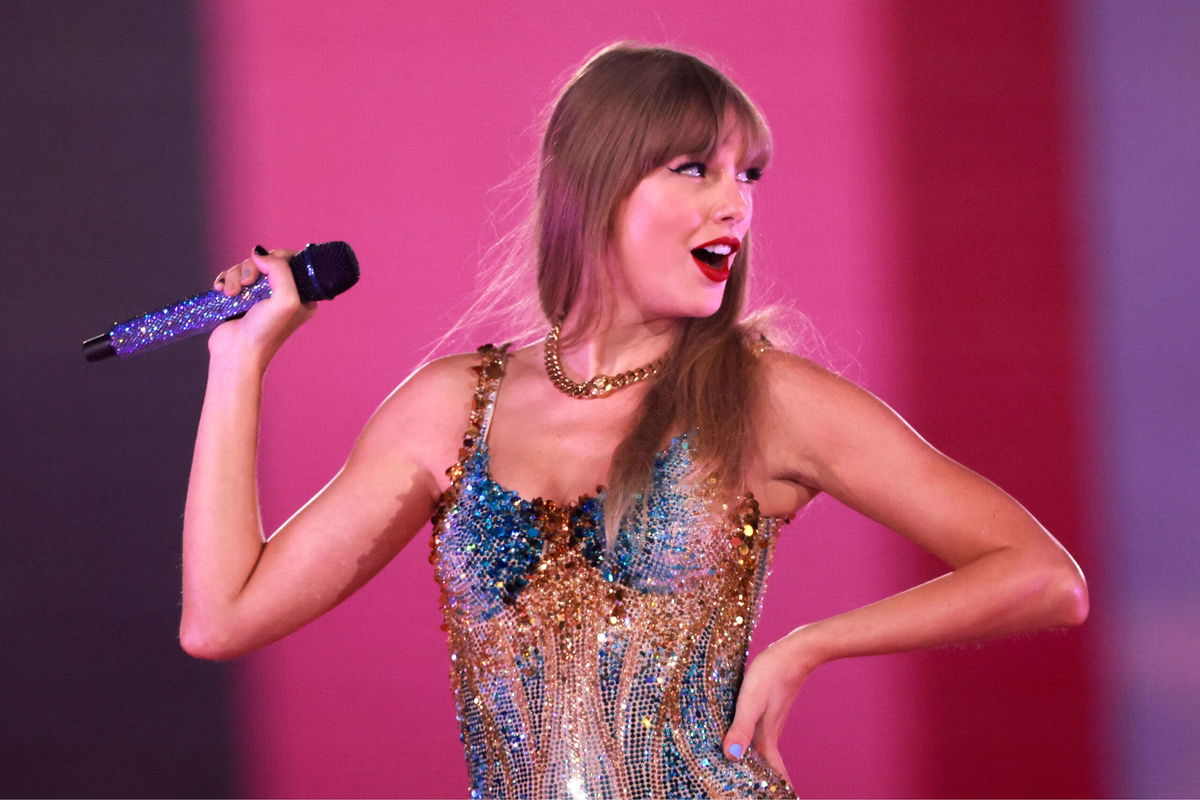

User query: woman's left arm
[724,353,1088,777]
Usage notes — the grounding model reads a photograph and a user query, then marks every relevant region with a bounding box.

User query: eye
[737,167,764,184]
[668,161,706,178]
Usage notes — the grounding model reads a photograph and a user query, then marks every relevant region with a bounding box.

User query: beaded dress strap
[749,332,774,356]
[459,343,511,460]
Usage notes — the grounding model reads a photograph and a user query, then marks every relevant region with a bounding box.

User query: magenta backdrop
[196,2,1095,797]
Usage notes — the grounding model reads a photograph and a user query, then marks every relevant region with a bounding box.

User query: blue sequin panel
[434,451,545,620]
[437,433,722,606]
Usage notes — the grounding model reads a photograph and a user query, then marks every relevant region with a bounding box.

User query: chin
[670,294,726,320]
[639,280,726,320]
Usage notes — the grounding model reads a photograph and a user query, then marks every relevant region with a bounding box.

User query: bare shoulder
[372,351,480,422]
[493,339,541,378]
[347,350,485,482]
[756,348,869,419]
[754,348,914,488]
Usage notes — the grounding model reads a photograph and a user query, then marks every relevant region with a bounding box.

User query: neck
[556,309,678,379]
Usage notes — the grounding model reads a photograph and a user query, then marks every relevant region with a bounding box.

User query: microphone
[82,241,359,362]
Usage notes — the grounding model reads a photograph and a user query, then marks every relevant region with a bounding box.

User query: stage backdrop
[197,1,1116,798]
[9,0,1196,798]
[0,2,231,797]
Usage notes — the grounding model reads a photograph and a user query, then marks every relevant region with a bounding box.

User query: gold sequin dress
[430,344,796,799]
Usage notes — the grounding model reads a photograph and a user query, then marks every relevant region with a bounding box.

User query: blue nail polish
[729,743,743,759]
[254,245,269,256]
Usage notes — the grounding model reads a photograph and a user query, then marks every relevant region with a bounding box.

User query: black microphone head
[289,241,360,302]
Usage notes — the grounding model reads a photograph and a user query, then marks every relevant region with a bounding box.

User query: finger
[214,265,233,292]
[754,738,788,778]
[249,245,300,302]
[222,265,243,296]
[722,690,766,761]
[239,257,260,286]
[748,713,793,787]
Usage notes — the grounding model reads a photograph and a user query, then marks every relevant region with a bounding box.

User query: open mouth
[691,238,740,282]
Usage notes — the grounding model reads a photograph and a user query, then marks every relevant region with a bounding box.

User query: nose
[713,175,750,226]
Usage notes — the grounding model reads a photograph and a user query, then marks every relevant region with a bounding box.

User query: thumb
[722,692,764,761]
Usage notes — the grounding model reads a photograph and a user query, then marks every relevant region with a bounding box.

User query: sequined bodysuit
[430,344,795,799]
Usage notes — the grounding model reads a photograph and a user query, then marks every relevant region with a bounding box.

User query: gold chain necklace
[543,322,665,398]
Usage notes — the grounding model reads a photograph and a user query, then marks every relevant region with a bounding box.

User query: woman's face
[606,130,759,322]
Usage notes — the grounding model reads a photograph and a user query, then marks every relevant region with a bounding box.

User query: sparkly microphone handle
[108,278,275,358]
[83,241,359,362]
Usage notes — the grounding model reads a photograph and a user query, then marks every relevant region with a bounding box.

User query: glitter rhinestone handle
[83,241,359,361]
[105,277,275,358]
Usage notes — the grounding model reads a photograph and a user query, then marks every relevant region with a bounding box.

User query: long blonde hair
[533,43,775,535]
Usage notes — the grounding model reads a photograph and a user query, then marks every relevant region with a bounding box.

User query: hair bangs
[636,68,772,177]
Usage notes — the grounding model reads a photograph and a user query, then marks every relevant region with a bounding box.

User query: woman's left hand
[722,633,820,786]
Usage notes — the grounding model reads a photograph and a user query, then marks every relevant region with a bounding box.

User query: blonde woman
[182,44,1088,799]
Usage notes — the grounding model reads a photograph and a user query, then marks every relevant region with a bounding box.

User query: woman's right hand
[207,245,317,366]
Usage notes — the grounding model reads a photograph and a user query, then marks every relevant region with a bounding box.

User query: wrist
[775,622,837,674]
[207,345,270,383]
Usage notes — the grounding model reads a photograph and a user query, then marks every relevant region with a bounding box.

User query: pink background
[197,1,1106,797]
[6,0,1193,796]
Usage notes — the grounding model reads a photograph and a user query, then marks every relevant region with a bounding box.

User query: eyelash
[668,161,763,183]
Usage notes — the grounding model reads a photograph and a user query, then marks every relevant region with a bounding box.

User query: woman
[181,44,1088,798]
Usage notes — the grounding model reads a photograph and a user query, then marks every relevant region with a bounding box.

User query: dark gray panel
[0,2,233,796]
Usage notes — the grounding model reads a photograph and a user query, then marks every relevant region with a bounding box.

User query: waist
[446,616,789,800]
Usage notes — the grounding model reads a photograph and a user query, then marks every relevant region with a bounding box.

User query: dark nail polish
[254,245,269,256]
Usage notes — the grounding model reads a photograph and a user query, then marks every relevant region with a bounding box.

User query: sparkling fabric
[430,344,795,800]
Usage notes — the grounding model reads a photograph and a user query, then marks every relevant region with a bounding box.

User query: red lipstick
[690,237,741,283]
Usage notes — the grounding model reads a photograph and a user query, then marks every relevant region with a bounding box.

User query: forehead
[651,102,770,167]
[713,118,759,162]
[721,104,770,163]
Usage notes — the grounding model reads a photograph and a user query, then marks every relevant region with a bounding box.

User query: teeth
[702,244,733,256]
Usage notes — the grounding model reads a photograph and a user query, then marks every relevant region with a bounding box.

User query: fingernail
[254,245,269,256]
[728,743,743,759]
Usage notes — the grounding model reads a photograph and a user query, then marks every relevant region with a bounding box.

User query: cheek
[617,208,671,271]
[636,208,694,262]
[625,193,670,236]
[611,181,704,293]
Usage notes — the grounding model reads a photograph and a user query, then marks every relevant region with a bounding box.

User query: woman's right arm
[179,248,466,660]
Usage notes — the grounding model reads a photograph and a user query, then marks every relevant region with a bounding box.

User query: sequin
[430,344,796,799]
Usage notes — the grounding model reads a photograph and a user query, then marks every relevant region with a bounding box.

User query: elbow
[1034,557,1089,628]
[179,619,243,662]
[1056,569,1089,627]
[1006,541,1089,630]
